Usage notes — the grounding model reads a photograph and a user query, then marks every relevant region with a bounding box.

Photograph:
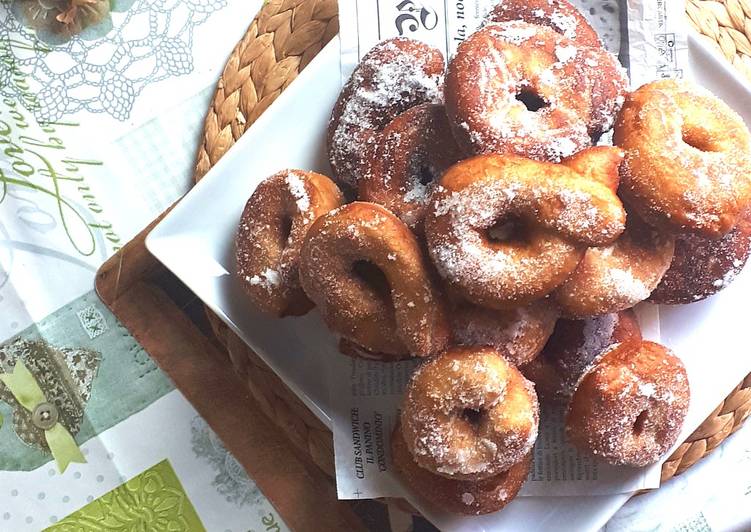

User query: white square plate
[147,36,751,531]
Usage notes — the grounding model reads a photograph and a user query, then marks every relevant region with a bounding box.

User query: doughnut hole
[487,217,528,244]
[515,87,549,113]
[460,407,485,429]
[406,152,441,190]
[682,125,722,152]
[279,216,294,246]
[352,260,391,300]
[632,410,649,436]
[417,164,438,186]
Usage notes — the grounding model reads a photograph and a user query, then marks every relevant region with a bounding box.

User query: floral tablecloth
[0,1,749,531]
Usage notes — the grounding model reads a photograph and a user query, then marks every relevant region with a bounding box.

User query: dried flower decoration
[11,0,111,43]
[56,0,100,26]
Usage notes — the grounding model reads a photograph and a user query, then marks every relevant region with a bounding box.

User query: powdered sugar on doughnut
[555,44,578,63]
[298,202,449,358]
[495,23,539,44]
[484,0,601,48]
[329,39,444,186]
[652,212,751,304]
[248,268,281,292]
[616,80,751,237]
[426,161,625,305]
[402,348,539,479]
[285,171,310,213]
[550,10,579,40]
[566,341,690,467]
[446,22,627,162]
[606,268,651,301]
[236,170,343,316]
[451,301,558,366]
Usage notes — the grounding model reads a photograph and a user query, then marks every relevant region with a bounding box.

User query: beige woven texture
[195,0,751,485]
[687,0,751,81]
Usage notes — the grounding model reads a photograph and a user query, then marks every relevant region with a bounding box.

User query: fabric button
[32,403,59,430]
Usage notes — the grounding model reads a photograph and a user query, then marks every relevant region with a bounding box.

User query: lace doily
[1,0,227,122]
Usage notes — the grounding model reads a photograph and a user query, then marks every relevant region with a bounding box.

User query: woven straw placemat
[688,0,751,82]
[194,0,751,487]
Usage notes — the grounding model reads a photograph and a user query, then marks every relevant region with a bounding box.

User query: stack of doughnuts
[233,0,751,516]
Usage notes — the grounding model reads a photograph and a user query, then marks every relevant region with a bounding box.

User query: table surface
[0,1,749,531]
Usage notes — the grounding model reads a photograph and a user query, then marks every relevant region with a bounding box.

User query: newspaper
[338,0,493,81]
[331,0,691,510]
[625,0,690,87]
[338,0,629,82]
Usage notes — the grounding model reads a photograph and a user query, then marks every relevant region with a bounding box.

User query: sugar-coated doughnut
[614,79,751,238]
[566,340,690,466]
[424,148,626,309]
[445,22,627,161]
[521,310,642,404]
[236,170,344,317]
[299,202,449,359]
[402,347,539,480]
[485,0,602,49]
[555,213,675,318]
[328,38,444,188]
[651,211,751,304]
[392,422,531,515]
[359,103,463,230]
[450,300,559,366]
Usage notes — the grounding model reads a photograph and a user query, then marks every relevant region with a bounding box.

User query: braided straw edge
[687,0,751,82]
[194,0,339,182]
[194,0,751,486]
[194,0,339,477]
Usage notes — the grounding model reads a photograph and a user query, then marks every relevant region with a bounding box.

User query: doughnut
[521,310,642,404]
[450,300,559,366]
[358,103,463,230]
[445,21,627,161]
[566,340,690,466]
[401,347,539,480]
[485,0,602,49]
[236,170,344,317]
[424,148,626,309]
[614,79,751,238]
[554,213,675,318]
[298,202,449,358]
[327,38,445,188]
[651,211,751,304]
[392,422,531,515]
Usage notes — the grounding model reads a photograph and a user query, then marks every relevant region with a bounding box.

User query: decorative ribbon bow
[0,360,86,473]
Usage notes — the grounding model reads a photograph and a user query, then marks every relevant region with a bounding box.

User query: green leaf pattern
[47,459,206,532]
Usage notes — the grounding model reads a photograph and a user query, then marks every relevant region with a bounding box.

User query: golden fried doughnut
[521,310,642,404]
[298,202,449,359]
[445,22,627,160]
[555,213,675,318]
[424,148,626,308]
[651,211,751,304]
[236,170,344,317]
[450,300,559,366]
[485,0,602,49]
[328,38,445,188]
[402,347,539,480]
[614,79,751,238]
[566,340,690,466]
[359,103,463,230]
[392,423,531,515]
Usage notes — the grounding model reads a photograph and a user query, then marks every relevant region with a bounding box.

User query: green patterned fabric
[0,291,174,471]
[46,459,205,531]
